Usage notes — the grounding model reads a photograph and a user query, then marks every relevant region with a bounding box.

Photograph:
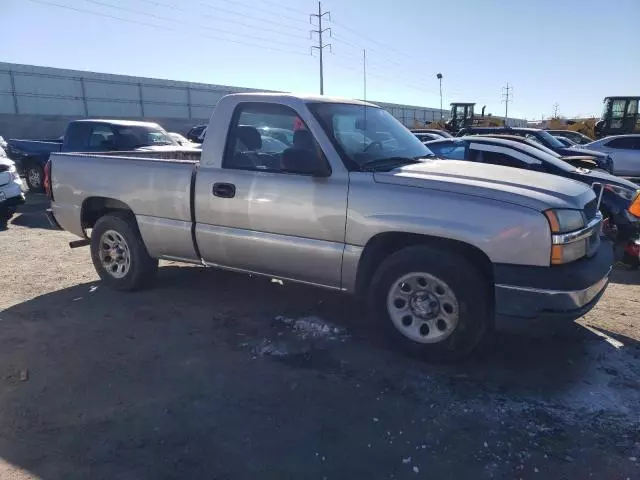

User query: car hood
[373,159,594,211]
[572,167,639,191]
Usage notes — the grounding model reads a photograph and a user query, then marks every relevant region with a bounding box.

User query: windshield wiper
[360,156,429,172]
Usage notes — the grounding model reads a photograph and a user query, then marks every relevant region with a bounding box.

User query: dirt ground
[0,195,639,480]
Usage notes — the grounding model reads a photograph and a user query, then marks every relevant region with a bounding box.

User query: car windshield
[309,103,433,169]
[535,130,565,148]
[115,125,176,148]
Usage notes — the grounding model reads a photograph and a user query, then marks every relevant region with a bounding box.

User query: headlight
[629,191,640,218]
[544,209,585,234]
[7,163,21,182]
[604,184,637,201]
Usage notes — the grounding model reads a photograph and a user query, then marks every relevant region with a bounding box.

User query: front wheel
[90,213,158,291]
[368,245,491,360]
[25,164,44,192]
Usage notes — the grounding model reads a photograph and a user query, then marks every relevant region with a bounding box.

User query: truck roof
[71,119,162,128]
[226,92,379,107]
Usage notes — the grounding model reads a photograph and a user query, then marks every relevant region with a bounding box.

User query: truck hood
[374,159,594,212]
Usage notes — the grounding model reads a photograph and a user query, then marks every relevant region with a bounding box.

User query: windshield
[115,125,176,148]
[535,130,565,148]
[309,103,433,169]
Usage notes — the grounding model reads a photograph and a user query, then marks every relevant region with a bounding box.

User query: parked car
[168,132,193,146]
[410,128,453,138]
[187,125,207,143]
[574,135,640,177]
[457,127,613,172]
[47,93,612,358]
[554,136,577,147]
[257,126,294,146]
[475,134,605,171]
[413,132,443,143]
[0,141,25,221]
[425,136,640,238]
[6,120,179,191]
[546,130,594,146]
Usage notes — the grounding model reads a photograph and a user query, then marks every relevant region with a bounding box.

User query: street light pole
[436,73,443,120]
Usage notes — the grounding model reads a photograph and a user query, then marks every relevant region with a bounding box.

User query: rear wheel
[90,213,158,290]
[368,245,491,360]
[0,207,14,222]
[25,164,44,192]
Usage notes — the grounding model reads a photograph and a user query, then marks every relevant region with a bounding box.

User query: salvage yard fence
[0,62,453,129]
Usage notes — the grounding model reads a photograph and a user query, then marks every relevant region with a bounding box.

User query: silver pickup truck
[48,93,613,357]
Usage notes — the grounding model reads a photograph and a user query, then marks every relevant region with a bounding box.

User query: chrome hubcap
[386,272,459,344]
[28,168,42,188]
[99,230,131,279]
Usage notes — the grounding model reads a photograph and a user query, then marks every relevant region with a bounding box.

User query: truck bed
[50,151,201,258]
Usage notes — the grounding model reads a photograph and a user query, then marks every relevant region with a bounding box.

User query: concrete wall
[0,62,524,138]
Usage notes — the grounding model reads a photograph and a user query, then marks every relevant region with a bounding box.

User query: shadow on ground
[1,266,639,479]
[1,193,53,231]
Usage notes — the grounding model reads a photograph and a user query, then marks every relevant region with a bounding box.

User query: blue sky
[2,0,638,119]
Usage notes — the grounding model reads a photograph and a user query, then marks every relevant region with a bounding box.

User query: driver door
[194,102,349,289]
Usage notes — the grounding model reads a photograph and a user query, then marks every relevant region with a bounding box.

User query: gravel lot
[0,195,639,480]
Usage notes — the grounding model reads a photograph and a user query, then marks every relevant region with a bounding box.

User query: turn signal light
[629,192,640,217]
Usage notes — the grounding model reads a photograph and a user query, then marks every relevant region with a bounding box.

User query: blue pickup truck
[5,119,180,191]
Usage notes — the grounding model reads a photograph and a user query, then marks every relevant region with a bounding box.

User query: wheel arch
[81,196,135,230]
[355,232,495,300]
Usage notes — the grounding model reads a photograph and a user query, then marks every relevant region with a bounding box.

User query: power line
[310,1,331,95]
[195,0,310,34]
[329,18,418,64]
[136,0,310,37]
[78,0,305,50]
[26,0,310,57]
[210,0,309,25]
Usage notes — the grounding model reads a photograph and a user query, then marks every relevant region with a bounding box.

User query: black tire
[0,207,13,222]
[25,164,44,192]
[90,213,158,291]
[367,245,491,360]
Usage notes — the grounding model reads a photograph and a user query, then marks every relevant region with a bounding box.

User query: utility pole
[436,73,443,120]
[363,49,367,103]
[553,103,559,118]
[501,83,513,125]
[310,2,331,95]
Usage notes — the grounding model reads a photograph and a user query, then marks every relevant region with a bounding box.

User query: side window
[605,137,635,149]
[223,103,327,175]
[428,142,467,160]
[475,149,528,169]
[87,125,115,151]
[63,123,92,151]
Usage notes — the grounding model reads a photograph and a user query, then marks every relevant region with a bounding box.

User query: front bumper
[494,238,613,324]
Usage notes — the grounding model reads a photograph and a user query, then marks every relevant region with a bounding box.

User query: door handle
[212,182,236,198]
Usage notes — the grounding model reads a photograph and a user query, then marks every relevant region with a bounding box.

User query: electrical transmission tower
[310,2,331,95]
[501,83,513,124]
[553,103,559,118]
